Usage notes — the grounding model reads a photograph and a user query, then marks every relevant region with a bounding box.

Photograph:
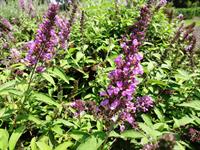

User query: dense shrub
[171,0,200,8]
[0,0,199,149]
[175,7,200,19]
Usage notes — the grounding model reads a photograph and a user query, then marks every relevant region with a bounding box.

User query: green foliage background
[0,0,200,149]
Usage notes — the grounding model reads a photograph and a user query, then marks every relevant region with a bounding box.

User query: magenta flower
[71,100,86,116]
[156,0,167,10]
[24,4,59,69]
[98,2,155,129]
[18,0,25,10]
[1,18,12,30]
[136,96,154,112]
[28,0,36,18]
[55,16,70,49]
[36,66,46,73]
[70,1,166,131]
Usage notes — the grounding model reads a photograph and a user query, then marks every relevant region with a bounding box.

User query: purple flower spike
[110,100,120,110]
[24,3,59,71]
[55,16,70,49]
[19,0,25,10]
[100,99,109,106]
[136,96,154,112]
[1,18,12,30]
[71,100,85,116]
[36,66,46,73]
[99,1,156,129]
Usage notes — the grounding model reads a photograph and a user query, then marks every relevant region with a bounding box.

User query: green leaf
[154,107,165,122]
[70,131,89,141]
[51,125,63,135]
[36,142,52,150]
[109,131,123,138]
[174,142,186,150]
[54,119,75,128]
[173,116,194,128]
[0,89,23,96]
[76,51,85,62]
[48,67,72,84]
[177,100,200,111]
[9,126,25,150]
[141,114,153,127]
[121,130,145,139]
[190,115,200,125]
[77,133,105,150]
[138,123,162,139]
[42,73,55,86]
[140,137,149,145]
[147,79,167,86]
[33,92,60,107]
[28,115,43,125]
[0,108,6,118]
[0,129,9,150]
[153,123,169,131]
[175,69,191,83]
[96,121,103,131]
[0,80,16,92]
[30,137,38,150]
[55,141,73,150]
[77,135,97,150]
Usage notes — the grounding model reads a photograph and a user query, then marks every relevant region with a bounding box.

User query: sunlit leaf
[9,126,25,150]
[138,123,162,139]
[55,141,73,150]
[121,130,145,139]
[0,80,16,92]
[42,73,55,86]
[173,116,194,128]
[177,100,200,111]
[48,67,72,84]
[32,92,60,107]
[0,129,9,150]
[36,142,52,150]
[30,137,38,150]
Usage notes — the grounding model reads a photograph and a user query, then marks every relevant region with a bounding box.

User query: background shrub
[175,7,200,19]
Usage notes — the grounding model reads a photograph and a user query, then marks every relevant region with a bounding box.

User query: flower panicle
[188,128,200,142]
[98,1,155,130]
[155,0,167,10]
[70,1,166,131]
[69,0,77,27]
[55,16,70,49]
[0,17,13,31]
[28,0,36,18]
[18,0,25,10]
[23,3,59,72]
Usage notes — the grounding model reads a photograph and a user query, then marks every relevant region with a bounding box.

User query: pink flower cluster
[23,3,70,72]
[24,4,59,72]
[70,0,167,131]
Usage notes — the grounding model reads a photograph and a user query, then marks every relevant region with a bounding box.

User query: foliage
[175,7,200,19]
[0,0,200,150]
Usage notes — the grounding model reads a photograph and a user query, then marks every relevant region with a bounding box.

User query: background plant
[0,0,199,149]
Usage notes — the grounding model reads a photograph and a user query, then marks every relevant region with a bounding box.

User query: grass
[185,17,200,27]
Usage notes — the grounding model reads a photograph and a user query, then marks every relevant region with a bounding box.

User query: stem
[22,62,38,106]
[27,63,37,92]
